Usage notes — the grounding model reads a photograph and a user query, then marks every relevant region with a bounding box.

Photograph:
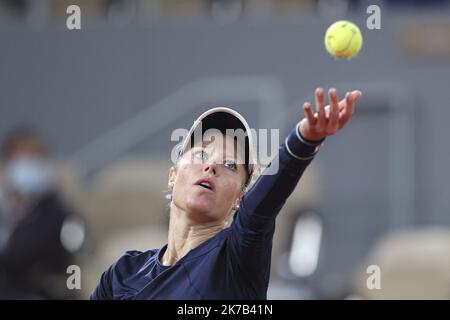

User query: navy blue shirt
[91,125,323,300]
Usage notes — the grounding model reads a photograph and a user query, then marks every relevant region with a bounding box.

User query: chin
[185,198,216,221]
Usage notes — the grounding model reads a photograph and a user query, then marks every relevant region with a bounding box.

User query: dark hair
[1,126,45,160]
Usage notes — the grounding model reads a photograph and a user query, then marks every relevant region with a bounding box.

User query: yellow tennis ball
[324,20,363,59]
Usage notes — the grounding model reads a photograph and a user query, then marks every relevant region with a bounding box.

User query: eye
[224,160,237,171]
[193,149,208,162]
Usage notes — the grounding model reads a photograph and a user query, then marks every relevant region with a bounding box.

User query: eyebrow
[197,139,244,162]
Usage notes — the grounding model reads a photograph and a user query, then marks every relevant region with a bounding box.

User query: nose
[203,161,217,176]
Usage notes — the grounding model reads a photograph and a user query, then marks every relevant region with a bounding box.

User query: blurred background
[0,0,450,300]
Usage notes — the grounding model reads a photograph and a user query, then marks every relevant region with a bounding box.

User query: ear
[234,190,245,209]
[168,167,177,189]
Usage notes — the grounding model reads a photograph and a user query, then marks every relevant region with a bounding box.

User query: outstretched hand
[299,87,362,142]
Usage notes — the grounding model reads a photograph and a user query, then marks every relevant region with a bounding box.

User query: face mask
[5,157,52,196]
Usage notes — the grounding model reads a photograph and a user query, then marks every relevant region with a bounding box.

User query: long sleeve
[227,124,323,294]
[90,267,113,300]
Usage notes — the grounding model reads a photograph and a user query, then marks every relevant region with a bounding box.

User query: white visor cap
[180,107,255,184]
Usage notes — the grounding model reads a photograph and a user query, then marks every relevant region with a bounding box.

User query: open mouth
[198,182,212,190]
[195,179,215,192]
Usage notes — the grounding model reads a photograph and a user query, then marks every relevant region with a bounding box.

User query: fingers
[338,92,352,128]
[304,87,361,135]
[327,88,339,134]
[315,88,326,129]
[351,90,362,102]
[338,90,361,129]
[303,102,317,126]
[337,90,361,112]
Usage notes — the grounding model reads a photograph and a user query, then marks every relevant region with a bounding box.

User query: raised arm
[228,88,361,283]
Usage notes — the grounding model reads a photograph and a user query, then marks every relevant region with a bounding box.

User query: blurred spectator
[0,0,28,16]
[0,127,78,299]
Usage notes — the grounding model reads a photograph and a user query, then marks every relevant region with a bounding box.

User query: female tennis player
[91,87,361,300]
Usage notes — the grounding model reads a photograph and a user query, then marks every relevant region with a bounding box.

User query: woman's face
[169,132,247,224]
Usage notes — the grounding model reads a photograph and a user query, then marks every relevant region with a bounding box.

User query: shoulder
[90,249,159,300]
[112,249,159,273]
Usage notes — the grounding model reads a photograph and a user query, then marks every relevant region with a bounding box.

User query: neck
[161,203,225,266]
